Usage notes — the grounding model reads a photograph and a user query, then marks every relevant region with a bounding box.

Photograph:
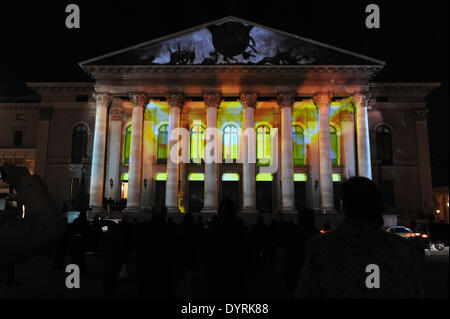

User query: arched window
[71,124,88,164]
[292,125,306,166]
[157,124,169,164]
[223,125,238,162]
[376,125,393,165]
[190,124,205,163]
[330,125,339,166]
[256,125,271,166]
[123,125,132,165]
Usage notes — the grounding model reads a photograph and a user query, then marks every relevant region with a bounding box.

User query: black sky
[0,0,448,185]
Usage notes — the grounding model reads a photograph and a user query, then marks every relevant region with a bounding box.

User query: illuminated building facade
[0,17,439,223]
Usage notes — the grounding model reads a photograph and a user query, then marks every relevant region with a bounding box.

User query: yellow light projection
[155,172,167,181]
[256,173,273,181]
[188,173,204,181]
[294,173,307,182]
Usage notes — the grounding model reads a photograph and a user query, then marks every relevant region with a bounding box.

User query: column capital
[203,92,221,109]
[313,92,333,110]
[166,92,184,108]
[240,93,258,108]
[351,92,370,110]
[276,92,296,109]
[110,100,125,121]
[129,92,148,108]
[93,92,113,108]
[412,108,429,122]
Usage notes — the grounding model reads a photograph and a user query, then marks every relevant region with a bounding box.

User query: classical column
[202,93,221,213]
[89,93,112,210]
[352,93,372,179]
[341,111,356,179]
[314,92,334,212]
[241,93,258,213]
[104,100,123,201]
[125,93,148,211]
[277,92,296,212]
[35,107,53,180]
[306,109,321,211]
[165,93,184,213]
[141,113,154,209]
[413,109,434,213]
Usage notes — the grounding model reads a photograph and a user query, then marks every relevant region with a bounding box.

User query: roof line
[79,16,385,67]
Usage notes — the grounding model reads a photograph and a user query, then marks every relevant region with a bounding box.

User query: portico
[80,16,383,219]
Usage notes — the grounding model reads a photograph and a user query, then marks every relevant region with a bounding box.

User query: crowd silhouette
[51,177,424,299]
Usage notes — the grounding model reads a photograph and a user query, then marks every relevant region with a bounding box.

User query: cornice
[369,82,441,94]
[84,65,383,75]
[26,82,94,92]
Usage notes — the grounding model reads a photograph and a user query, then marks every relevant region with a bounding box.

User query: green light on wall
[256,173,273,181]
[294,173,307,182]
[222,173,240,181]
[332,174,341,182]
[188,173,204,181]
[121,173,129,181]
[155,172,167,181]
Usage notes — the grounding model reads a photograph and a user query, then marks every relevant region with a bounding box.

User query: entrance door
[155,181,166,206]
[188,181,204,213]
[333,182,341,212]
[256,181,272,213]
[221,181,239,212]
[294,181,306,210]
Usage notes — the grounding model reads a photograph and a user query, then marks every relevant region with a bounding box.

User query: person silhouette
[204,198,252,299]
[295,177,424,299]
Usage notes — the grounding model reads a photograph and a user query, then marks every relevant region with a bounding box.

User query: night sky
[0,1,448,184]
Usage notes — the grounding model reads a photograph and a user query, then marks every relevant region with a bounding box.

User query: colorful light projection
[127,99,350,170]
[188,173,205,181]
[294,173,307,182]
[256,173,273,181]
[155,172,167,181]
[222,173,240,181]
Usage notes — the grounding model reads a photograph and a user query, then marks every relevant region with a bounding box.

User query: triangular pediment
[81,16,384,66]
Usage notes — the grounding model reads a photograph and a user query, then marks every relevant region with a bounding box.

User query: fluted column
[341,111,356,179]
[104,101,124,202]
[314,93,334,212]
[125,93,148,211]
[353,93,372,179]
[277,92,296,212]
[202,93,221,213]
[165,93,184,213]
[89,93,112,210]
[413,109,434,213]
[241,93,258,213]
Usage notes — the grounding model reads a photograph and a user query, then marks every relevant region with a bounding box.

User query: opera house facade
[0,17,439,224]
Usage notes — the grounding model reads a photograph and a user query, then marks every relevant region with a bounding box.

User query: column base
[241,207,258,214]
[201,207,218,214]
[122,206,142,213]
[167,206,180,214]
[279,207,298,214]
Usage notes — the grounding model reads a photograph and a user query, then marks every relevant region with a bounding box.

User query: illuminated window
[123,125,132,165]
[157,124,169,164]
[190,124,205,163]
[330,125,339,166]
[292,125,306,166]
[257,125,271,166]
[223,124,239,162]
[376,125,393,165]
[71,124,88,164]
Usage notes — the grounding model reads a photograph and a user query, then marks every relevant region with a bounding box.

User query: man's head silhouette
[340,177,383,226]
